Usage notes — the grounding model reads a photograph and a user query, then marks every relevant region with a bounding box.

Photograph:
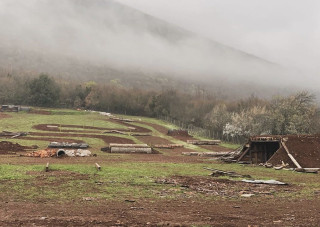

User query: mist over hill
[0,0,310,98]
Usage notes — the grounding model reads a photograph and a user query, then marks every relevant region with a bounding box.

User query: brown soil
[198,145,232,152]
[171,134,194,142]
[136,136,172,145]
[108,119,152,133]
[0,141,34,154]
[0,197,319,226]
[285,135,320,168]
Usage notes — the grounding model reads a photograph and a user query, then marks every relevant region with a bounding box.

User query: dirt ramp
[0,141,34,154]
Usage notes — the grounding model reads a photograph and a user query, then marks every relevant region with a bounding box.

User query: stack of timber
[101,143,153,154]
[187,140,221,145]
[182,151,230,157]
[153,144,184,149]
[103,130,128,135]
[48,142,89,149]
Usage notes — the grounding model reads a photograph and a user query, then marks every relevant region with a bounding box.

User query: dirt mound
[168,129,189,137]
[108,119,151,133]
[0,141,34,154]
[155,176,293,197]
[136,136,172,145]
[267,135,320,168]
[140,122,168,134]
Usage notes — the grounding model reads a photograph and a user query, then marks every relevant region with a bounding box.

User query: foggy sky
[118,0,320,75]
[0,0,318,89]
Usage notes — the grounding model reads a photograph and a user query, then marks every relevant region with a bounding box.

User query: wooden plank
[45,162,49,172]
[237,147,250,162]
[281,141,302,169]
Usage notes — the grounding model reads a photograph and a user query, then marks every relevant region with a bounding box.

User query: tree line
[1,73,319,141]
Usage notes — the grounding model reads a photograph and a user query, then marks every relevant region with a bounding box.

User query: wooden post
[237,147,250,162]
[95,163,101,171]
[45,162,49,172]
[281,141,302,169]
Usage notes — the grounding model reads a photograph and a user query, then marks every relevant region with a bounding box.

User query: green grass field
[0,108,319,204]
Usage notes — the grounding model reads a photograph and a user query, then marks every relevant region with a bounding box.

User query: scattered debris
[187,140,221,145]
[241,193,255,198]
[155,176,292,197]
[242,179,287,185]
[0,131,28,138]
[204,167,252,178]
[61,149,92,157]
[273,161,289,170]
[295,168,319,174]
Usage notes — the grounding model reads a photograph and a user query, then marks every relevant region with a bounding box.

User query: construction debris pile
[24,142,92,158]
[101,143,153,154]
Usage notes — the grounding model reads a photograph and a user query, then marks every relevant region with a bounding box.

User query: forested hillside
[1,73,319,142]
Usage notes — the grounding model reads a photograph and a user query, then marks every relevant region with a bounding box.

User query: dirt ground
[0,196,319,226]
[1,118,320,226]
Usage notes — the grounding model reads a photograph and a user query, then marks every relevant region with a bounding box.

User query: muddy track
[17,137,85,143]
[108,119,152,133]
[29,132,134,144]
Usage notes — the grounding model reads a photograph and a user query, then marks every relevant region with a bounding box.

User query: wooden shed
[237,135,320,168]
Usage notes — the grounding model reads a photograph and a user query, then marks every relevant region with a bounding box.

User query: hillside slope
[0,0,289,89]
